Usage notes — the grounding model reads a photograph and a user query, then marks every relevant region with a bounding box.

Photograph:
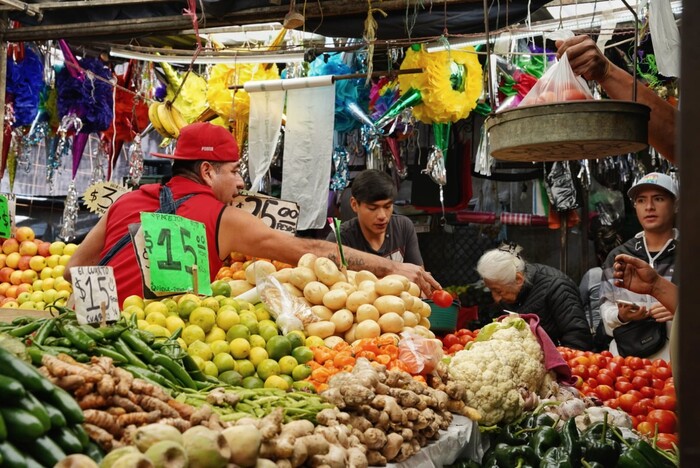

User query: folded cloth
[499,313,576,386]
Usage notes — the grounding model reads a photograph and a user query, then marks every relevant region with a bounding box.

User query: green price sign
[140,212,212,296]
[0,195,10,238]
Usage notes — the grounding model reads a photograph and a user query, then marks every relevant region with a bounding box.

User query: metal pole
[0,14,7,168]
[482,0,494,109]
[620,0,639,101]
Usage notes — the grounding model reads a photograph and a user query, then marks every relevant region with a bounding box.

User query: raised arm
[64,214,108,281]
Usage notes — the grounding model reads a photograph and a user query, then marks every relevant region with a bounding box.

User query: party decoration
[161,62,208,124]
[127,135,145,186]
[59,180,79,241]
[330,146,349,191]
[6,46,44,128]
[1,104,14,181]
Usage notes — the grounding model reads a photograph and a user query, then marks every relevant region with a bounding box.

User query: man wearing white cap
[599,172,679,361]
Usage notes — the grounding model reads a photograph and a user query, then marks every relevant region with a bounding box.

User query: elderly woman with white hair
[476,243,594,350]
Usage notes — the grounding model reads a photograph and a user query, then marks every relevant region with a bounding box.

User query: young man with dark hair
[327,169,424,265]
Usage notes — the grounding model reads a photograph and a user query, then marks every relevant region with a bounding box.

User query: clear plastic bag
[545,161,580,211]
[398,332,444,375]
[519,53,593,107]
[256,275,319,335]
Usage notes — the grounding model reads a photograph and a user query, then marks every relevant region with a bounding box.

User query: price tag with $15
[70,266,120,325]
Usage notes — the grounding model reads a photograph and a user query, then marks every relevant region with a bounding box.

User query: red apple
[14,226,35,242]
[19,241,37,257]
[37,242,51,257]
[17,255,32,271]
[9,270,22,286]
[2,238,19,255]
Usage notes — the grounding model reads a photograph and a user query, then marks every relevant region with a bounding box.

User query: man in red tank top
[67,123,441,306]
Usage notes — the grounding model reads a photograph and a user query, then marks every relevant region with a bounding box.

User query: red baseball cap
[152,122,239,162]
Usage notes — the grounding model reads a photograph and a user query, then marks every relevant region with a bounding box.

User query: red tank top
[101,176,225,306]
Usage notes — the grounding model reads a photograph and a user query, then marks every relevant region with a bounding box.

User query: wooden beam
[0,0,173,12]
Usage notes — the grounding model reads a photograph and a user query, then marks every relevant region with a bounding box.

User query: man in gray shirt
[327,170,424,265]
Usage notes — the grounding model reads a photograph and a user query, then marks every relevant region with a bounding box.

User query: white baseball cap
[628,172,679,200]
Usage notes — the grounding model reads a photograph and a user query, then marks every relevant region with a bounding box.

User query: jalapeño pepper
[493,443,539,468]
[8,320,44,337]
[529,425,560,458]
[33,319,56,346]
[120,330,157,363]
[78,324,105,342]
[113,338,148,369]
[152,354,197,389]
[58,323,96,352]
[98,323,127,340]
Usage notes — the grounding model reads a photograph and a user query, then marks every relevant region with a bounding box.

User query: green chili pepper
[152,354,197,389]
[8,320,44,337]
[167,327,183,342]
[632,439,676,468]
[529,426,560,459]
[113,338,148,369]
[121,364,176,389]
[33,319,56,346]
[98,324,127,340]
[181,354,208,382]
[11,316,35,325]
[135,329,155,345]
[581,414,620,466]
[493,443,539,468]
[58,323,96,352]
[45,337,72,347]
[95,346,128,364]
[78,324,105,342]
[121,330,157,363]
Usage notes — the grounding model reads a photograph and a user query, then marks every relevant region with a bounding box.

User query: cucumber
[70,424,90,450]
[44,386,85,425]
[0,374,26,401]
[0,440,28,468]
[84,441,104,463]
[0,407,46,442]
[44,401,67,428]
[51,426,84,454]
[30,435,66,467]
[0,347,54,395]
[16,392,52,432]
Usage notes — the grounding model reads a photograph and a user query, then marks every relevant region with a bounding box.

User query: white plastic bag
[519,53,593,106]
[256,275,319,335]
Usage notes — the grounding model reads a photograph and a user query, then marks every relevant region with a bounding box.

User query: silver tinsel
[89,142,107,187]
[239,140,250,187]
[361,124,384,171]
[59,179,79,241]
[422,146,447,186]
[330,146,349,191]
[127,135,145,186]
[50,114,83,190]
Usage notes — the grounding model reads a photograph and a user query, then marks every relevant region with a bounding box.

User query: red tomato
[628,389,644,400]
[642,358,652,366]
[618,394,640,413]
[636,421,654,435]
[442,334,460,348]
[652,366,673,380]
[631,376,650,390]
[607,362,622,377]
[639,386,656,399]
[588,365,600,378]
[615,381,634,393]
[655,433,679,451]
[459,335,472,346]
[612,355,625,365]
[455,329,470,337]
[651,378,665,390]
[572,365,589,380]
[634,369,653,380]
[646,409,677,434]
[621,366,634,379]
[652,358,669,368]
[562,88,590,101]
[601,350,613,358]
[431,290,453,308]
[448,343,464,354]
[630,400,651,416]
[626,356,645,370]
[596,373,614,387]
[586,378,598,388]
[661,386,677,397]
[596,384,615,401]
[653,395,677,411]
[571,356,591,366]
[604,398,619,408]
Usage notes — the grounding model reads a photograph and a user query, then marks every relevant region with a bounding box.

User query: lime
[291,346,314,365]
[254,307,271,322]
[209,339,230,355]
[242,376,264,389]
[236,300,252,311]
[264,375,289,391]
[187,340,213,361]
[178,293,201,306]
[177,338,188,350]
[165,315,186,334]
[291,381,317,393]
[249,347,269,367]
[137,319,149,330]
[178,299,200,320]
[266,335,292,361]
[216,309,240,331]
[286,330,306,349]
[279,374,294,388]
[249,334,266,349]
[205,326,226,343]
[144,324,169,338]
[202,361,219,377]
[219,298,240,310]
[292,363,313,381]
[258,319,277,330]
[240,317,259,335]
[278,356,299,376]
[211,280,232,298]
[182,325,206,345]
[189,307,217,333]
[213,353,237,373]
[190,355,205,370]
[123,295,145,310]
[201,297,220,312]
[259,325,279,343]
[226,324,251,342]
[305,336,326,348]
[144,301,169,317]
[229,338,251,359]
[122,304,145,321]
[256,359,281,381]
[145,311,167,327]
[218,370,243,387]
[236,359,256,378]
[161,298,179,316]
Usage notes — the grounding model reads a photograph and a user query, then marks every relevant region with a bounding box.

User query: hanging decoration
[330,146,349,191]
[160,61,208,124]
[1,104,15,182]
[127,135,145,186]
[6,45,45,128]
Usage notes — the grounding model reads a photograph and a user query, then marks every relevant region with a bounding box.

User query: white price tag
[231,191,299,234]
[69,266,120,325]
[83,181,131,216]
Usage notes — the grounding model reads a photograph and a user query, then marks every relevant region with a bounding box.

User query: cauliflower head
[448,317,546,425]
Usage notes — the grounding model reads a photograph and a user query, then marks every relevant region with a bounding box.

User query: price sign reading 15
[140,212,212,296]
[69,266,120,325]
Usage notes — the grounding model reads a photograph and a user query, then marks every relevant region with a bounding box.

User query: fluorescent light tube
[110,48,305,64]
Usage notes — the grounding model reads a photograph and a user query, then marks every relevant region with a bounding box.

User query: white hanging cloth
[248,90,285,191]
[649,0,681,78]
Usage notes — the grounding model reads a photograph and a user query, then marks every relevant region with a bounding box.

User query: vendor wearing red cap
[599,172,679,360]
[67,122,440,305]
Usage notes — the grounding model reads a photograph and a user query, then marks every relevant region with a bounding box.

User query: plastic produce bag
[519,53,593,107]
[398,332,444,375]
[545,161,580,211]
[588,177,625,226]
[256,275,319,335]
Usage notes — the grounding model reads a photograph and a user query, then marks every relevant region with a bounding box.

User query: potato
[402,311,420,327]
[229,279,254,297]
[322,289,348,311]
[346,270,357,285]
[345,290,371,312]
[401,326,416,335]
[355,304,380,323]
[411,297,427,315]
[245,260,277,285]
[374,296,406,315]
[271,268,292,284]
[310,305,333,321]
[314,257,341,286]
[408,282,421,297]
[298,253,318,269]
[354,320,381,340]
[305,320,336,339]
[330,309,354,333]
[344,324,357,343]
[331,281,357,295]
[355,270,378,284]
[303,281,330,305]
[377,312,404,333]
[400,291,415,311]
[374,276,406,297]
[289,266,317,290]
[282,282,303,298]
[324,336,345,349]
[420,301,432,318]
[415,324,434,337]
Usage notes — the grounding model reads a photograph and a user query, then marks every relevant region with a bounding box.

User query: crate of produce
[427,299,460,333]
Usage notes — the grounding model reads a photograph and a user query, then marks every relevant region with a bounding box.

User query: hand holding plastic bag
[519,53,593,106]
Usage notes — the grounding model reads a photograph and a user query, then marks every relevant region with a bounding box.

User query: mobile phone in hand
[616,299,641,311]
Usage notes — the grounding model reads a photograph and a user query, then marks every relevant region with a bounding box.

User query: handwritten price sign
[84,181,131,217]
[231,192,299,234]
[140,213,212,296]
[70,266,120,325]
[0,195,11,238]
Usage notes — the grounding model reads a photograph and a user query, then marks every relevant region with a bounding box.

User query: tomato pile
[558,347,678,450]
[439,328,479,355]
